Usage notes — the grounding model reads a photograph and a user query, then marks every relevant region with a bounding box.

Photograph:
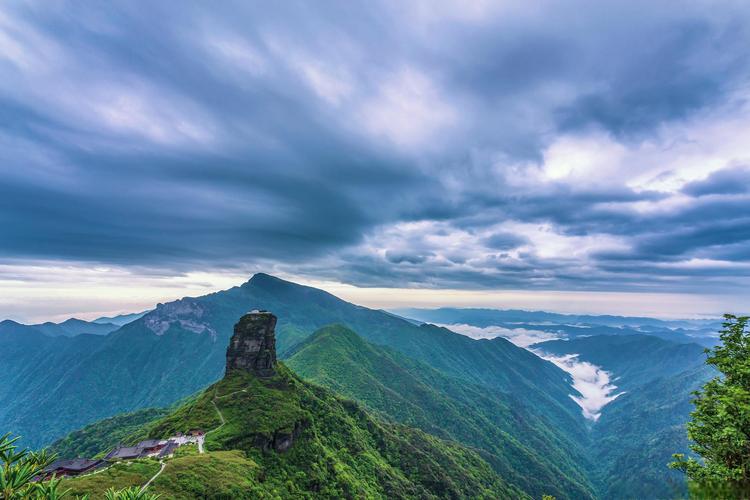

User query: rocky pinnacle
[225,310,277,377]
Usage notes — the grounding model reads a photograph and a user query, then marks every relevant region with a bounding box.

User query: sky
[1,1,750,322]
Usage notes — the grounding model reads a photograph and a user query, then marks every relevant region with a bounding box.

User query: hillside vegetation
[64,364,526,499]
[287,324,594,499]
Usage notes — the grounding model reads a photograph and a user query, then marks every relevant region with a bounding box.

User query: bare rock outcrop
[225,310,277,377]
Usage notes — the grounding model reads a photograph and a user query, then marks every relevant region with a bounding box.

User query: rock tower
[225,310,277,377]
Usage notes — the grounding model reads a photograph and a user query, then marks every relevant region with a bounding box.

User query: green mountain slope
[0,321,221,449]
[2,273,585,452]
[46,322,595,498]
[533,334,715,499]
[592,364,714,499]
[64,365,526,499]
[287,324,595,499]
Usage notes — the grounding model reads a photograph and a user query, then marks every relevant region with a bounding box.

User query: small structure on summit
[225,310,278,377]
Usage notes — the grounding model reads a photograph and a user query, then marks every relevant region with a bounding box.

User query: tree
[1,432,157,499]
[104,486,160,499]
[671,314,750,495]
[32,476,72,500]
[1,432,56,499]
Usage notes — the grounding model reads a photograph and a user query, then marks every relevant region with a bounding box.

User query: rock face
[226,311,277,377]
[144,298,217,338]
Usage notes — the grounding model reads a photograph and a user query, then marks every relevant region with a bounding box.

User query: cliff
[225,310,277,377]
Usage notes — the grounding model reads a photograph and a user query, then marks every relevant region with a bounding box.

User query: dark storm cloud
[682,166,750,197]
[384,250,433,265]
[1,0,750,293]
[482,232,529,250]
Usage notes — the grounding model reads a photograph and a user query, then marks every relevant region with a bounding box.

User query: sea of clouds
[444,323,623,420]
[533,353,623,421]
[439,323,562,347]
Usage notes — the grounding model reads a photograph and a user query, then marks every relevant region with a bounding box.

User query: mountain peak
[247,272,285,286]
[225,310,278,378]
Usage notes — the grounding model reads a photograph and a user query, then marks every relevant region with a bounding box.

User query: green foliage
[534,332,717,499]
[1,432,56,499]
[64,363,526,499]
[32,476,72,499]
[591,365,712,499]
[103,486,159,499]
[671,314,750,492]
[150,451,260,499]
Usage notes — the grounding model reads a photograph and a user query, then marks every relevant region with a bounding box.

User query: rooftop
[106,446,143,460]
[137,439,163,448]
[157,441,178,458]
[44,458,102,472]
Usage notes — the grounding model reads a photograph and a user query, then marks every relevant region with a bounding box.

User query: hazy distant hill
[93,311,149,326]
[396,307,721,346]
[533,334,707,390]
[0,318,120,338]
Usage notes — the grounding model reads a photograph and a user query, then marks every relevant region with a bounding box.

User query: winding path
[201,387,249,454]
[140,460,166,492]
[122,388,251,489]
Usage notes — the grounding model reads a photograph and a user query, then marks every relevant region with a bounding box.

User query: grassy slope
[61,460,161,498]
[150,451,262,499]
[65,365,526,499]
[287,324,595,499]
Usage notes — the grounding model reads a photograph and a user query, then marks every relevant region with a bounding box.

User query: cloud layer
[438,323,562,347]
[2,0,750,308]
[536,353,623,421]
[445,322,622,419]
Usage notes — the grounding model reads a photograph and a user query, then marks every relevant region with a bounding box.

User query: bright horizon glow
[0,266,733,323]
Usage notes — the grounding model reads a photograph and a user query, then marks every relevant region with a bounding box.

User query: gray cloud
[1,0,749,297]
[683,166,750,197]
[482,232,529,250]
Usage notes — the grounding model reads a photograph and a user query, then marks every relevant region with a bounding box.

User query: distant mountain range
[395,307,722,346]
[2,274,719,498]
[0,317,121,338]
[93,311,150,326]
[0,310,149,339]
